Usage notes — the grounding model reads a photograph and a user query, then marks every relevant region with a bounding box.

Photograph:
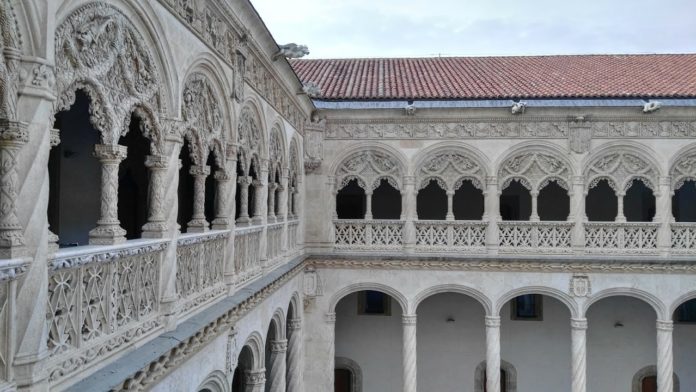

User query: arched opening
[248,160,259,221]
[177,139,195,232]
[274,169,282,218]
[453,180,484,220]
[500,180,531,221]
[335,290,403,391]
[475,360,517,392]
[631,365,680,392]
[286,301,299,389]
[117,114,150,240]
[537,181,570,221]
[335,357,362,392]
[265,319,282,392]
[624,180,655,222]
[231,345,256,392]
[48,90,101,247]
[500,294,570,391]
[235,156,245,221]
[417,293,485,391]
[672,180,696,222]
[673,298,696,389]
[336,179,366,219]
[586,179,617,221]
[371,179,401,219]
[587,296,656,391]
[417,180,447,220]
[204,153,221,226]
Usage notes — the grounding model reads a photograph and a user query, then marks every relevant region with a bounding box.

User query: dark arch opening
[674,298,696,323]
[177,139,195,232]
[248,161,258,219]
[500,180,531,221]
[538,180,570,221]
[624,179,655,222]
[274,169,282,217]
[265,320,279,391]
[48,90,101,247]
[673,180,696,222]
[204,153,220,226]
[417,179,447,220]
[372,179,401,219]
[234,156,245,221]
[231,346,255,392]
[586,179,617,221]
[336,179,366,219]
[117,114,150,240]
[453,180,484,220]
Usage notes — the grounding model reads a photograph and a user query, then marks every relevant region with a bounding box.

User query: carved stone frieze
[336,150,402,191]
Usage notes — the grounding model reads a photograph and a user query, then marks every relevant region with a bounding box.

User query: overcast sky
[250,0,696,58]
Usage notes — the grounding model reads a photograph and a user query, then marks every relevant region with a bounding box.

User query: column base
[186,219,209,233]
[251,216,264,225]
[236,216,251,226]
[141,221,168,239]
[211,218,231,231]
[267,216,277,224]
[88,224,126,245]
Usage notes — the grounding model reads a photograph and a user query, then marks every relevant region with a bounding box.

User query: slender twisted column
[89,144,127,245]
[212,170,232,230]
[530,190,540,221]
[269,339,287,392]
[326,312,337,389]
[616,191,626,222]
[485,177,500,253]
[142,154,168,238]
[186,164,210,232]
[571,318,587,392]
[267,183,278,223]
[485,316,501,392]
[0,121,28,257]
[286,318,303,392]
[570,176,586,253]
[446,190,455,221]
[236,176,252,225]
[244,369,266,392]
[402,315,417,392]
[656,176,672,255]
[656,320,674,392]
[365,190,373,220]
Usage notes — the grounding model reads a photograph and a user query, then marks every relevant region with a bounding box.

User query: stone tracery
[499,151,571,192]
[417,150,486,191]
[585,151,658,194]
[335,150,403,192]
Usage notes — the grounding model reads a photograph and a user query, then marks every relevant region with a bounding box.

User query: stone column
[571,318,587,392]
[252,161,269,226]
[403,176,417,253]
[446,190,455,221]
[0,121,28,257]
[279,171,289,221]
[286,318,303,392]
[656,176,673,255]
[211,170,232,230]
[236,176,252,225]
[290,186,297,219]
[268,339,287,392]
[365,190,373,220]
[142,154,168,238]
[570,176,586,253]
[186,164,210,233]
[251,180,265,225]
[485,177,500,254]
[616,191,626,223]
[326,312,337,390]
[89,144,127,245]
[244,369,266,392]
[656,320,674,392]
[485,316,501,392]
[267,183,278,223]
[530,190,540,222]
[402,315,417,392]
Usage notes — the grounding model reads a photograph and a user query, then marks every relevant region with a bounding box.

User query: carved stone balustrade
[287,220,300,252]
[333,220,404,251]
[584,222,660,254]
[234,226,263,285]
[266,222,285,263]
[175,231,228,315]
[46,240,168,386]
[498,221,574,254]
[415,220,487,253]
[671,223,696,254]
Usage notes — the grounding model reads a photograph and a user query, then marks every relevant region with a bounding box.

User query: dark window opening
[231,346,254,392]
[234,157,244,220]
[624,179,655,222]
[586,179,617,221]
[417,179,447,220]
[357,290,391,316]
[204,153,220,226]
[500,180,531,221]
[334,368,353,392]
[117,114,150,240]
[48,90,101,247]
[336,179,366,219]
[453,180,484,220]
[538,180,570,221]
[372,179,401,219]
[673,180,696,222]
[641,375,657,392]
[177,139,195,232]
[248,162,258,218]
[674,298,696,323]
[511,294,543,321]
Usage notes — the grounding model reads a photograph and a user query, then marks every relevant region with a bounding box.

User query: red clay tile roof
[290,54,696,100]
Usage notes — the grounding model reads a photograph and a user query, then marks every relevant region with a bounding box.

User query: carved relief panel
[586,152,658,193]
[499,152,571,192]
[418,151,485,191]
[336,150,402,191]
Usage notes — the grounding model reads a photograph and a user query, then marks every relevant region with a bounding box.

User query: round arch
[240,331,266,370]
[268,308,287,341]
[328,282,408,314]
[197,370,229,392]
[335,356,363,392]
[238,96,269,158]
[583,288,667,319]
[474,360,518,392]
[631,365,680,392]
[669,290,696,316]
[411,141,492,177]
[287,291,302,321]
[412,284,493,316]
[180,54,234,133]
[496,286,580,318]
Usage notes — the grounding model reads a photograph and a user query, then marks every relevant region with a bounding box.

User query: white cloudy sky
[250,0,696,58]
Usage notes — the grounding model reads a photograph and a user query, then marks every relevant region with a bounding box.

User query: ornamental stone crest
[418,151,485,191]
[181,72,224,164]
[499,152,570,192]
[336,150,402,191]
[569,274,591,297]
[671,151,696,190]
[568,123,593,154]
[586,152,658,193]
[305,117,325,173]
[54,3,164,146]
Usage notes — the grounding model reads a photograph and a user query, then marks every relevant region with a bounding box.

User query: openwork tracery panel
[334,220,403,250]
[175,232,227,315]
[418,150,485,191]
[586,151,658,193]
[335,150,403,191]
[499,151,570,192]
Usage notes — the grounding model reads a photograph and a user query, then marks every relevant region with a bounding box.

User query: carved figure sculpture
[275,43,309,60]
[643,101,662,113]
[511,102,527,115]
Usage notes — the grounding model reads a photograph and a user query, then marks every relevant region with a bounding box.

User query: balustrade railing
[671,223,696,254]
[334,220,403,250]
[498,221,573,253]
[266,222,285,262]
[234,225,263,284]
[584,222,660,254]
[288,220,300,251]
[415,220,487,252]
[176,231,228,315]
[46,240,167,384]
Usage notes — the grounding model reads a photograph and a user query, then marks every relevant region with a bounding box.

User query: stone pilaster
[402,315,417,392]
[656,320,674,392]
[186,164,210,233]
[141,154,168,238]
[268,339,287,392]
[0,120,28,257]
[286,318,303,392]
[89,144,127,245]
[571,318,587,392]
[485,316,501,392]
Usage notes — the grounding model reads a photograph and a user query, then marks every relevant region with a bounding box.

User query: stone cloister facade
[0,1,695,392]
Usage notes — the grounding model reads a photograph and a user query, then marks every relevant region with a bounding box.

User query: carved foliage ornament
[586,152,657,193]
[269,126,285,174]
[182,72,224,165]
[418,151,485,191]
[671,152,696,191]
[54,3,163,147]
[289,139,300,184]
[237,106,262,173]
[0,0,22,121]
[336,150,402,191]
[499,152,570,192]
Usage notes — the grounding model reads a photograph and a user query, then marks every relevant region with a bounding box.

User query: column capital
[658,176,672,187]
[288,318,302,331]
[571,318,588,330]
[572,175,585,186]
[403,175,415,186]
[214,169,232,181]
[238,175,252,186]
[270,339,288,353]
[0,120,28,146]
[245,369,266,385]
[145,154,168,169]
[189,164,210,177]
[485,316,501,327]
[93,144,127,162]
[49,128,60,147]
[325,312,336,324]
[268,182,279,191]
[656,319,674,331]
[402,314,417,325]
